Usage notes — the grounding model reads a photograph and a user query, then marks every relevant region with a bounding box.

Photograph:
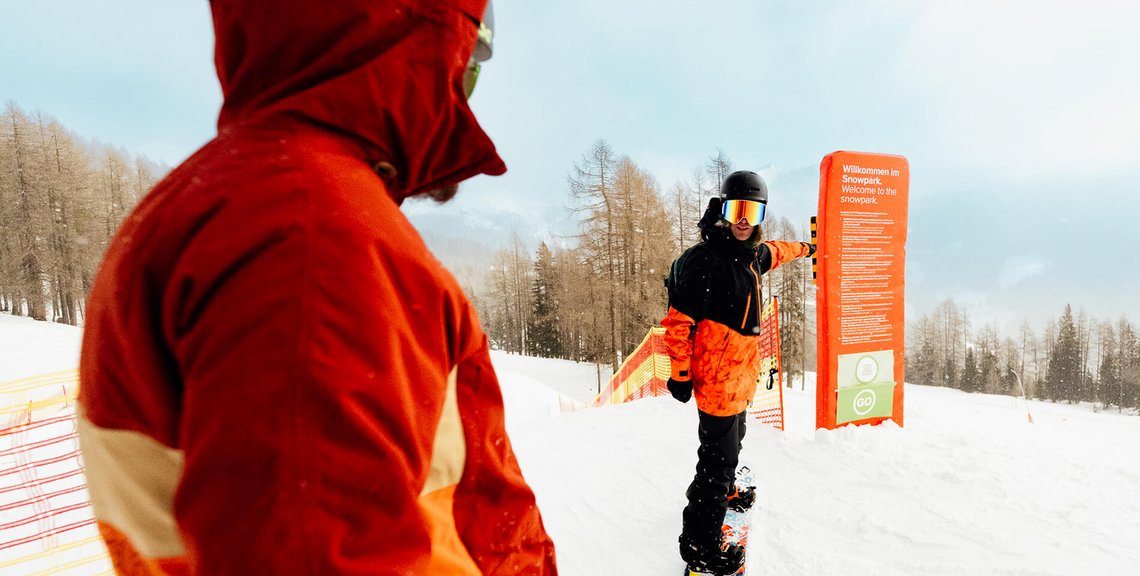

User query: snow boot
[680,534,745,575]
[726,484,756,513]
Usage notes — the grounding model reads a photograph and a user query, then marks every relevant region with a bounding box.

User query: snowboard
[685,466,754,576]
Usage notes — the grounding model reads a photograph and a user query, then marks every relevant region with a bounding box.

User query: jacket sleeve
[758,240,813,274]
[453,341,558,574]
[660,247,712,381]
[661,308,696,381]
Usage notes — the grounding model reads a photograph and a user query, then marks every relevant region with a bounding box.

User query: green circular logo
[853,388,877,416]
[855,355,879,384]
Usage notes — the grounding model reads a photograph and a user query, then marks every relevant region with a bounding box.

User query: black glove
[802,242,817,257]
[698,198,724,231]
[667,378,692,403]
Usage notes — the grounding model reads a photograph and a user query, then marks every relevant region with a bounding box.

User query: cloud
[998,257,1049,289]
[899,0,1140,174]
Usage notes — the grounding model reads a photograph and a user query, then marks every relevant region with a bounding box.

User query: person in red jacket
[662,171,814,575]
[76,1,557,574]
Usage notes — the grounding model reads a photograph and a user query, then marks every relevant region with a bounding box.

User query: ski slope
[493,354,1140,576]
[3,315,1139,575]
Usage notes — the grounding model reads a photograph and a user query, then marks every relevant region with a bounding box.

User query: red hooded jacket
[77,1,557,574]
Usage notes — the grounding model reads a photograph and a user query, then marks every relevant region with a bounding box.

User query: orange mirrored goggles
[721,199,766,225]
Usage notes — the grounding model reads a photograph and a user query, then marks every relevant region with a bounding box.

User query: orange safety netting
[748,298,785,430]
[0,370,113,575]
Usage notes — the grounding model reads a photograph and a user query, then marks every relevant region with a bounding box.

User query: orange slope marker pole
[1010,369,1035,424]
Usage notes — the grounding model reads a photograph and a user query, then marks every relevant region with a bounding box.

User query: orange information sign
[815,151,909,429]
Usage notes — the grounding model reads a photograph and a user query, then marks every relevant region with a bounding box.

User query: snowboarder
[76,1,558,574]
[662,170,814,574]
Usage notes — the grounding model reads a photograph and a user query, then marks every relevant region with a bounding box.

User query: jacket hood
[211,0,506,200]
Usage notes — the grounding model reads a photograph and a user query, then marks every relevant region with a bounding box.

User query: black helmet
[720,171,768,204]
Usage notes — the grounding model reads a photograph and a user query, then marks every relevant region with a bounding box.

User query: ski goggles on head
[463,13,494,99]
[463,59,482,99]
[721,199,766,225]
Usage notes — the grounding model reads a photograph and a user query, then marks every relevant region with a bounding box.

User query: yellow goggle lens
[721,199,765,225]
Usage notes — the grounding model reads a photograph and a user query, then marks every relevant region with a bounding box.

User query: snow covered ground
[497,355,1140,576]
[0,315,82,381]
[3,315,1139,575]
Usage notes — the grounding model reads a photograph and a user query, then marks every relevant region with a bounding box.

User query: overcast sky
[3,0,1139,330]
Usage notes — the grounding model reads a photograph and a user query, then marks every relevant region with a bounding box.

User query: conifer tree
[570,140,620,367]
[528,242,563,358]
[1099,325,1120,410]
[1119,319,1140,411]
[961,347,979,393]
[943,356,957,389]
[570,141,672,368]
[1046,304,1081,403]
[0,103,157,323]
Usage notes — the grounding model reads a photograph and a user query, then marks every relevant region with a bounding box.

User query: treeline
[18,106,1131,414]
[0,103,161,324]
[473,139,815,382]
[907,300,1140,412]
[473,137,1138,413]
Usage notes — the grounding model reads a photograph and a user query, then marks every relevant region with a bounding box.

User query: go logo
[853,388,877,417]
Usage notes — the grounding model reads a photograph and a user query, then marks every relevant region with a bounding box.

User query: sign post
[815,151,909,429]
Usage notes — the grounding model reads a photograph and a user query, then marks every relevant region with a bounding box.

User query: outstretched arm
[758,241,814,274]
